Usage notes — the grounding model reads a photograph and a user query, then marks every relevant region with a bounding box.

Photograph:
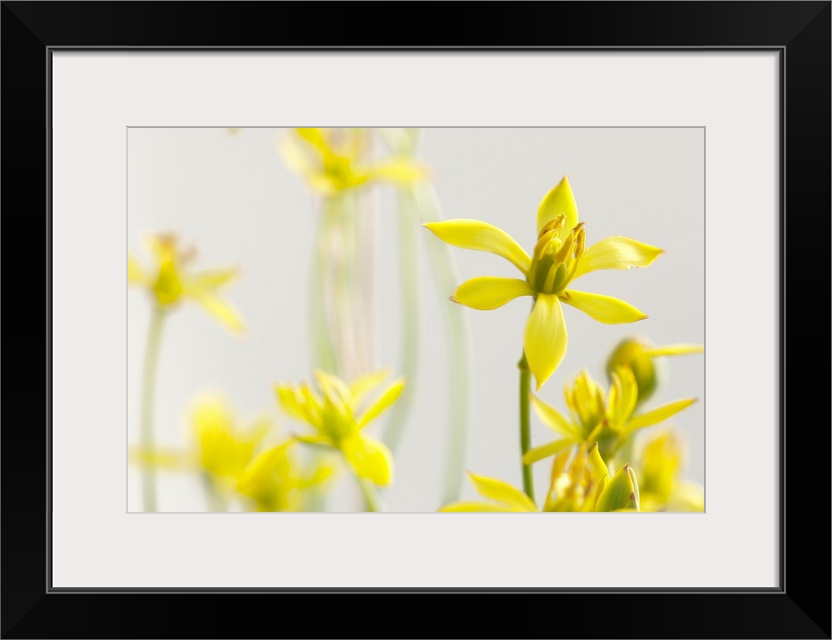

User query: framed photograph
[2,2,828,638]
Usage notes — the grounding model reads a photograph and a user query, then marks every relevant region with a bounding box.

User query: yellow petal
[128,254,146,285]
[608,366,639,425]
[366,158,428,185]
[574,236,663,279]
[439,502,515,513]
[189,269,238,290]
[275,384,318,427]
[523,438,576,465]
[560,290,647,324]
[279,134,321,183]
[341,435,393,486]
[295,128,331,156]
[668,481,705,512]
[358,378,405,428]
[588,442,609,479]
[349,370,390,406]
[467,471,537,511]
[423,220,531,275]
[129,446,193,470]
[524,294,567,391]
[644,343,704,357]
[536,175,579,235]
[451,277,534,310]
[530,395,580,439]
[294,434,335,449]
[313,370,353,410]
[625,398,698,434]
[188,290,245,334]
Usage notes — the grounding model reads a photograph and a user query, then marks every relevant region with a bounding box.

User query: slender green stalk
[201,473,228,513]
[139,305,167,512]
[310,211,338,374]
[357,476,382,512]
[518,352,535,502]
[383,188,421,453]
[410,182,472,504]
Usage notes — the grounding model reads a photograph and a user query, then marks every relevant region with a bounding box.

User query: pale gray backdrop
[127,127,705,512]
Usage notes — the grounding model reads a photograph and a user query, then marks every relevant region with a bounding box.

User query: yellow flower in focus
[128,233,245,334]
[440,443,639,513]
[275,370,404,486]
[280,128,427,198]
[636,430,704,512]
[606,336,703,406]
[524,366,697,464]
[424,176,662,389]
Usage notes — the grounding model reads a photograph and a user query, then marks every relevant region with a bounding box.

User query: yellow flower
[423,176,662,389]
[128,233,245,334]
[441,443,639,512]
[636,430,704,512]
[280,128,427,197]
[275,370,404,486]
[524,366,697,464]
[606,337,703,406]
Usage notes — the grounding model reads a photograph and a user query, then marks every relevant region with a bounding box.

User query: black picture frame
[2,2,829,638]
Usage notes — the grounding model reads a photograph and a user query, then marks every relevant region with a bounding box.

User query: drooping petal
[536,175,579,235]
[467,471,537,511]
[644,344,704,357]
[190,269,238,290]
[188,289,245,334]
[625,398,698,434]
[439,502,515,513]
[366,158,427,185]
[294,434,335,449]
[560,290,647,324]
[357,378,405,428]
[574,236,663,279]
[341,435,393,486]
[423,220,531,275]
[128,254,146,285]
[451,277,534,310]
[522,438,576,465]
[523,294,568,391]
[530,395,580,440]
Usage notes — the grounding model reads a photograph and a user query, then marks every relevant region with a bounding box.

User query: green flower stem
[139,305,167,512]
[518,352,535,502]
[357,476,382,512]
[201,473,228,513]
[383,188,421,453]
[310,209,338,374]
[410,181,472,504]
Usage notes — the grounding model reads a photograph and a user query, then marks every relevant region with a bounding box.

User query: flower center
[527,216,586,294]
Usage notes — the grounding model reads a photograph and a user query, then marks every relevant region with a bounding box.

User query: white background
[52,52,778,587]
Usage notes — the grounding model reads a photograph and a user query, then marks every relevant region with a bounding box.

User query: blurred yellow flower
[524,366,697,464]
[275,370,404,487]
[128,233,245,334]
[424,176,662,389]
[606,337,703,406]
[440,443,639,513]
[636,430,704,512]
[280,128,427,197]
[131,394,332,511]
